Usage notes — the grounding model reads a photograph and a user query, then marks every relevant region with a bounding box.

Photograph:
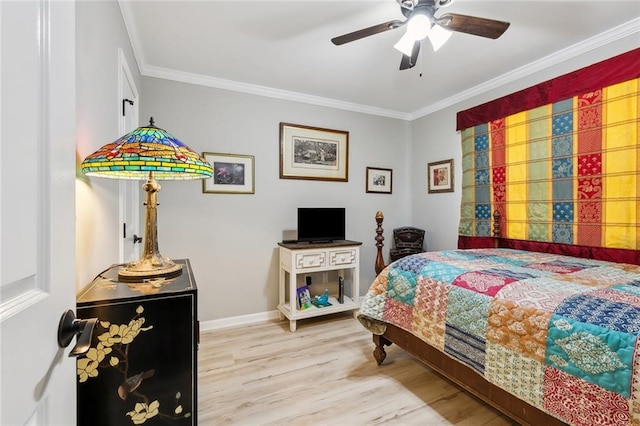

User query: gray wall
[75,0,141,288]
[141,78,411,321]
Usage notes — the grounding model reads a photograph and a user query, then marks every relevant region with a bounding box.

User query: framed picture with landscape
[366,167,392,194]
[427,159,454,194]
[279,122,349,182]
[202,152,255,194]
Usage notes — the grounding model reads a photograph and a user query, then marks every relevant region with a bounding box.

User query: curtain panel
[457,49,640,259]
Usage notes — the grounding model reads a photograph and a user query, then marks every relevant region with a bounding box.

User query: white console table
[277,240,361,332]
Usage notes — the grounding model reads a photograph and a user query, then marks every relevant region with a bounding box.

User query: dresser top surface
[278,240,362,250]
[77,258,196,304]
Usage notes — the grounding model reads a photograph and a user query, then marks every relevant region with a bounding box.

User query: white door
[118,49,141,264]
[1,1,77,425]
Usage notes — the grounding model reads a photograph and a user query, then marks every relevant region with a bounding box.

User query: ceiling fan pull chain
[419,40,423,77]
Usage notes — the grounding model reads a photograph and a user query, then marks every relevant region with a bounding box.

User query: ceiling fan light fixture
[393,32,416,56]
[428,25,452,51]
[406,14,431,40]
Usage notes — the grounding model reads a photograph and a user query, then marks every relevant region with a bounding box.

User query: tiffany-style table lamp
[81,117,213,282]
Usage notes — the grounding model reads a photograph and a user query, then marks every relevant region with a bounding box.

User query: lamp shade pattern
[81,121,213,180]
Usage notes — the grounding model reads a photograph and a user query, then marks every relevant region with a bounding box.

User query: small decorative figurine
[312,289,332,307]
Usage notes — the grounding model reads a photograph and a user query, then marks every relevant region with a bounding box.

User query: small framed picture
[427,159,454,193]
[366,167,392,194]
[202,152,255,194]
[296,286,311,310]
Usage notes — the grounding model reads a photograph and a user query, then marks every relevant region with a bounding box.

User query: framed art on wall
[366,167,392,194]
[279,122,349,182]
[202,152,255,194]
[427,159,454,193]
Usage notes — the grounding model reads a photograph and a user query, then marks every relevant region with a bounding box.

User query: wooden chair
[389,226,425,262]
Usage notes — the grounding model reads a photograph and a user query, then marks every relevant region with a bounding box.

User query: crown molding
[143,65,413,120]
[409,17,640,120]
[118,0,638,123]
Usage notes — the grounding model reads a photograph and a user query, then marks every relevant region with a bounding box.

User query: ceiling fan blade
[331,20,405,45]
[399,40,420,70]
[436,13,510,39]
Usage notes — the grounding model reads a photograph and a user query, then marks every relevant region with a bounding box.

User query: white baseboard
[199,310,282,331]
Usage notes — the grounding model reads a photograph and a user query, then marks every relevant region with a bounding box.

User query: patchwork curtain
[457,48,640,254]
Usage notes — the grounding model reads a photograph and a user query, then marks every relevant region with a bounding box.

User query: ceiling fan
[331,0,510,70]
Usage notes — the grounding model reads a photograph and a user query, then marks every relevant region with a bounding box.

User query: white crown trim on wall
[118,0,639,122]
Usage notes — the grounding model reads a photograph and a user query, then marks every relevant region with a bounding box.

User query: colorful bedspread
[358,248,640,426]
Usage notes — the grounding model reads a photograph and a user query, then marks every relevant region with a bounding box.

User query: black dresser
[76,259,198,426]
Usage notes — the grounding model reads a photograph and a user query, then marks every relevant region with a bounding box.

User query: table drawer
[296,252,326,269]
[329,249,356,266]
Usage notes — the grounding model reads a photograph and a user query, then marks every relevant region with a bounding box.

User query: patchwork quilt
[358,248,640,426]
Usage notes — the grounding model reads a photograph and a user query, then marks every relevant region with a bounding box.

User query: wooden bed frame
[370,211,566,426]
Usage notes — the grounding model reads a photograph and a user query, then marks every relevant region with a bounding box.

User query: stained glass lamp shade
[81,117,213,282]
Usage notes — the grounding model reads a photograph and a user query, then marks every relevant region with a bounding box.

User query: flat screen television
[297,207,345,243]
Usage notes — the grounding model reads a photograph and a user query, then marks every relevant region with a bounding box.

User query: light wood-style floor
[198,313,517,425]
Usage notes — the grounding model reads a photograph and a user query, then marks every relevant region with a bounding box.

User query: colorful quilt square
[387,268,417,306]
[445,286,491,337]
[588,288,640,308]
[495,277,586,313]
[392,254,431,275]
[484,267,539,281]
[523,260,590,274]
[485,342,545,409]
[412,277,449,350]
[554,294,640,335]
[487,299,551,362]
[546,314,634,396]
[444,323,486,374]
[383,298,413,331]
[417,261,467,285]
[567,265,640,287]
[453,271,515,297]
[543,366,630,426]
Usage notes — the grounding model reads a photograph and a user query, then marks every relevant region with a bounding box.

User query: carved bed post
[493,210,501,248]
[375,211,386,275]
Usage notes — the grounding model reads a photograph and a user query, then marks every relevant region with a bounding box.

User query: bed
[358,212,640,426]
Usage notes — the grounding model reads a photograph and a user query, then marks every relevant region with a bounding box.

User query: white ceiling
[119,0,640,120]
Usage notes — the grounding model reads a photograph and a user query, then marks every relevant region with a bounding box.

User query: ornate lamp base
[118,257,183,283]
[118,172,183,283]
